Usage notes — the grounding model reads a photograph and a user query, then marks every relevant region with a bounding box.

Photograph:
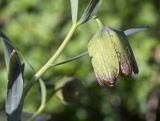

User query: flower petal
[88,28,119,86]
[108,27,138,75]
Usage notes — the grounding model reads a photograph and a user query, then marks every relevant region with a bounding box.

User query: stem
[24,23,79,97]
[34,23,78,80]
[27,79,46,121]
[93,16,104,28]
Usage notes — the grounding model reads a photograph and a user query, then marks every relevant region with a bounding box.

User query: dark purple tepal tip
[96,73,118,87]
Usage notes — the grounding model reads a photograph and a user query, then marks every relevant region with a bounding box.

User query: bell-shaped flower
[88,27,139,86]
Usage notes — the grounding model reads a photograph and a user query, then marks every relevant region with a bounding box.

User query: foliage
[0,0,160,121]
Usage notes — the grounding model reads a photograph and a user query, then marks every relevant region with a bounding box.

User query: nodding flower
[88,27,138,86]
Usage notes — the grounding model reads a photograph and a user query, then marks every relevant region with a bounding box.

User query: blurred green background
[0,0,160,121]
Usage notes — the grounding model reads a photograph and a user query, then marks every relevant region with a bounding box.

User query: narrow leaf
[79,0,102,24]
[50,51,88,67]
[124,26,149,36]
[0,32,24,121]
[0,112,51,121]
[0,32,15,69]
[6,50,24,121]
[70,0,78,24]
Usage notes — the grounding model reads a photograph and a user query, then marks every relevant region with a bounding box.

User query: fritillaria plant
[0,0,148,121]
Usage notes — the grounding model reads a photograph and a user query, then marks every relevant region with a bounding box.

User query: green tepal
[88,28,119,86]
[88,27,138,86]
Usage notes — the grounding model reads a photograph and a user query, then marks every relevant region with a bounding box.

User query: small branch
[24,23,79,97]
[34,23,79,80]
[27,79,47,121]
[93,16,104,28]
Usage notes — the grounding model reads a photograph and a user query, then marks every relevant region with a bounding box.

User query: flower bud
[56,77,86,104]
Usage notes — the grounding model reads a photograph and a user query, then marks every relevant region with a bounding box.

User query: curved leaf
[79,0,102,24]
[28,79,46,121]
[124,26,149,36]
[0,32,15,69]
[70,0,79,24]
[0,32,24,121]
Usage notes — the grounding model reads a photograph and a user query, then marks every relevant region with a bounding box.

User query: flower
[88,27,138,86]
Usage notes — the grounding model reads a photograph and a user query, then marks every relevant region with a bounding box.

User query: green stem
[93,16,104,28]
[27,79,46,121]
[34,23,79,80]
[24,23,79,97]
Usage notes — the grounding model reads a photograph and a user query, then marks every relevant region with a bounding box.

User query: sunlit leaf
[0,32,24,121]
[70,0,79,24]
[6,51,24,121]
[79,0,102,24]
[0,32,15,69]
[0,112,51,121]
